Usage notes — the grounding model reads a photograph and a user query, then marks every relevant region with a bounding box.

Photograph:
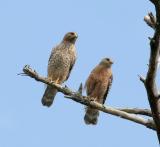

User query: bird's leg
[54,77,60,84]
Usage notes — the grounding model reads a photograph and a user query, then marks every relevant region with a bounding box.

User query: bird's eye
[105,58,110,61]
[70,32,75,35]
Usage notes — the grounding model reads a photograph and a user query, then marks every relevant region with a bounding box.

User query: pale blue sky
[0,0,158,146]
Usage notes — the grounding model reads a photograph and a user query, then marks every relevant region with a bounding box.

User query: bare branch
[78,83,83,95]
[142,0,160,143]
[22,65,156,130]
[66,95,152,117]
[118,108,152,117]
[144,12,156,29]
[138,74,146,84]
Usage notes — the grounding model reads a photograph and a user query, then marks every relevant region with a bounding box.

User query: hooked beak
[110,60,114,64]
[74,32,78,38]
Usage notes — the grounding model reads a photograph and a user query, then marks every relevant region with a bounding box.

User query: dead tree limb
[141,0,160,143]
[144,12,156,29]
[22,65,155,130]
[118,108,152,117]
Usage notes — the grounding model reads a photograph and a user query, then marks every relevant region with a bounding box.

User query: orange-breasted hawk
[41,32,78,107]
[84,58,113,125]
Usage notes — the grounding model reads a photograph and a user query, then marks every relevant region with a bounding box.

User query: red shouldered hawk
[84,58,113,125]
[41,32,78,107]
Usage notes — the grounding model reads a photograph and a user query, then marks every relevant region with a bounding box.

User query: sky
[0,0,158,146]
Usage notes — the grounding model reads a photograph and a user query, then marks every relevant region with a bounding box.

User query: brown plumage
[41,32,78,107]
[84,58,113,125]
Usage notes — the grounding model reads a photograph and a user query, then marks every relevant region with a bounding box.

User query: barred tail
[41,86,57,107]
[84,107,99,125]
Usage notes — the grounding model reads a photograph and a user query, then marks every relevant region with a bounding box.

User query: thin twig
[138,75,146,84]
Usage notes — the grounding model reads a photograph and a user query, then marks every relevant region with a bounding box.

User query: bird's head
[63,32,78,44]
[100,58,114,67]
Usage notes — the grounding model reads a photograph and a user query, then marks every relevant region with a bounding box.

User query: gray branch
[22,65,155,131]
[118,108,152,117]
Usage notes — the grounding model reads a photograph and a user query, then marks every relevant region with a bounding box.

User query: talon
[65,85,68,88]
[47,77,52,82]
[90,97,95,101]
